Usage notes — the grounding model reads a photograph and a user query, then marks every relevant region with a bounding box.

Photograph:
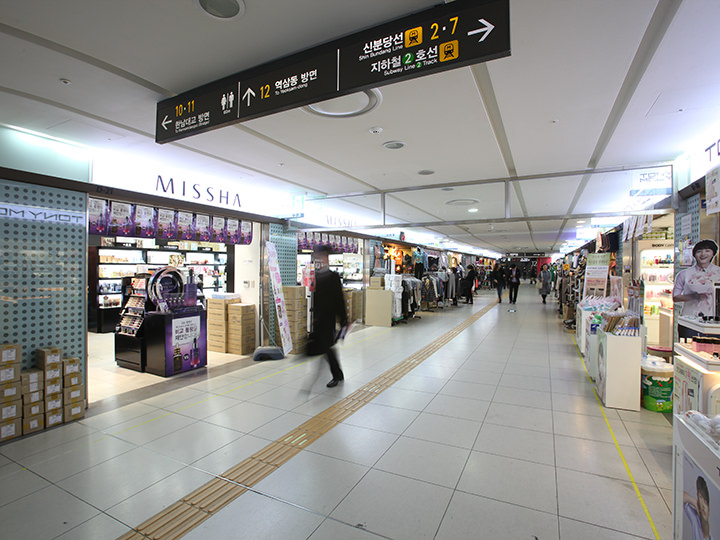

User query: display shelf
[677,316,720,335]
[674,342,720,368]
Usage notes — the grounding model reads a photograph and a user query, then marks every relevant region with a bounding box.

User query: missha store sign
[91,154,292,217]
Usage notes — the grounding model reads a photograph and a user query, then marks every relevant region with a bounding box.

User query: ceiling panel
[394,182,507,222]
[488,0,656,175]
[573,170,636,214]
[515,176,583,217]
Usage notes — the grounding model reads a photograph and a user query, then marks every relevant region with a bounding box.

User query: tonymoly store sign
[92,154,292,217]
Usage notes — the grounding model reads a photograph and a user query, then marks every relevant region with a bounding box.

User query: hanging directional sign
[155,0,509,144]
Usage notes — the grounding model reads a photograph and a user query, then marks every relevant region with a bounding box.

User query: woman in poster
[673,239,720,318]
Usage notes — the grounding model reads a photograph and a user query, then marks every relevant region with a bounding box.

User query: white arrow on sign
[161,115,172,130]
[467,18,494,42]
[243,87,256,107]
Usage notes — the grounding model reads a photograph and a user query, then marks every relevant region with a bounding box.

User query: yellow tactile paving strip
[117,300,497,540]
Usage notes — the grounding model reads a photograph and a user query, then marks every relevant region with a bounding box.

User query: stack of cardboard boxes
[0,344,85,442]
[351,289,364,323]
[0,344,22,442]
[227,303,256,355]
[37,347,64,429]
[365,276,392,327]
[207,296,242,353]
[279,286,308,354]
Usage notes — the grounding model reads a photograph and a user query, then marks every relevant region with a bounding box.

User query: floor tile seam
[483,419,553,436]
[468,447,555,468]
[558,516,656,540]
[552,431,662,452]
[554,463,661,489]
[451,486,561,517]
[115,301,498,540]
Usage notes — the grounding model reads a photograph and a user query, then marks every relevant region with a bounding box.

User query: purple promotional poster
[226,218,240,244]
[165,312,207,375]
[134,205,158,237]
[196,214,212,241]
[240,221,253,244]
[88,198,108,235]
[109,201,134,237]
[211,216,226,243]
[157,208,178,239]
[177,211,195,240]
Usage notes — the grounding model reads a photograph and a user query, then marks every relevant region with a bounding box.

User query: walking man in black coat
[311,245,349,387]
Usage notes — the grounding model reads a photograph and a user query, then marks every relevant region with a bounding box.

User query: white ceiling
[1,0,718,255]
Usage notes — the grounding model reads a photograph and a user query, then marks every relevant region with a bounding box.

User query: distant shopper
[310,245,349,387]
[539,263,552,304]
[673,239,720,318]
[683,475,711,540]
[507,263,520,304]
[491,262,505,303]
[449,266,458,305]
[460,264,477,304]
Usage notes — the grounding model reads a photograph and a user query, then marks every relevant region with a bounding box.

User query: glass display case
[639,240,674,345]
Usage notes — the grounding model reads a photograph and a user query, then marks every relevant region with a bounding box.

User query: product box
[207,342,228,354]
[45,378,63,397]
[63,385,84,404]
[62,357,81,377]
[0,399,21,421]
[43,364,62,381]
[21,368,44,386]
[23,390,43,405]
[22,414,45,435]
[0,418,21,442]
[226,342,255,356]
[21,378,44,394]
[45,393,63,412]
[282,286,306,299]
[63,402,85,422]
[0,344,21,366]
[0,381,22,403]
[36,347,62,369]
[370,276,384,289]
[0,363,21,384]
[45,410,63,428]
[64,373,82,387]
[23,400,44,418]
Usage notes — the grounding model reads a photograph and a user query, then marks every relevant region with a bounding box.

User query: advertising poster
[88,198,108,235]
[211,216,226,243]
[176,211,195,240]
[226,218,240,244]
[583,253,611,298]
[109,201,134,237]
[195,214,211,241]
[706,165,720,215]
[674,361,701,414]
[157,208,177,239]
[166,313,206,374]
[266,242,293,356]
[610,275,624,306]
[240,221,253,244]
[134,205,157,237]
[679,447,720,540]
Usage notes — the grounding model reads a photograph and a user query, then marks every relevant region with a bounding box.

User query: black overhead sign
[156,0,510,144]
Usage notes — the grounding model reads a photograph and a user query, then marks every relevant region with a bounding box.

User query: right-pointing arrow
[467,18,494,42]
[243,87,256,107]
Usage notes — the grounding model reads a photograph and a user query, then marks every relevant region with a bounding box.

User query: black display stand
[114,274,153,372]
[144,309,207,377]
[115,332,146,372]
[98,307,122,333]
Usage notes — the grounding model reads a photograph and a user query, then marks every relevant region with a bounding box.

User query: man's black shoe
[327,379,343,388]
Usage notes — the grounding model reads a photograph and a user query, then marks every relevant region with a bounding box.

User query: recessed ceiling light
[383,140,405,150]
[445,198,478,206]
[577,220,586,223]
[468,208,479,213]
[197,0,245,18]
[59,78,71,85]
[441,187,454,191]
[418,169,435,176]
[304,89,383,118]
[369,126,383,134]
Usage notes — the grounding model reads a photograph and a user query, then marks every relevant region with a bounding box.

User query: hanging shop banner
[240,221,253,244]
[226,218,240,244]
[195,214,211,241]
[88,198,108,235]
[706,165,720,215]
[157,208,178,239]
[156,0,510,143]
[583,253,611,298]
[211,216,226,243]
[266,242,293,356]
[176,211,195,240]
[134,205,158,237]
[109,201,134,237]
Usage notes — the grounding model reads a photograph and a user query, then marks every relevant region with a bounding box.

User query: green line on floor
[569,332,661,540]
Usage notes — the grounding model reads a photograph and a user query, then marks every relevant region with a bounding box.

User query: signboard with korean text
[583,253,611,298]
[156,0,509,143]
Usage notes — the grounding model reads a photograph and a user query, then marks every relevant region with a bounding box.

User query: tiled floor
[0,284,674,539]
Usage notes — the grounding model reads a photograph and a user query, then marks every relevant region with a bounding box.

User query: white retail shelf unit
[674,342,720,416]
[596,328,642,411]
[677,316,720,335]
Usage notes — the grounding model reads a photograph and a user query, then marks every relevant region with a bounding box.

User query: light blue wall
[0,125,91,183]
